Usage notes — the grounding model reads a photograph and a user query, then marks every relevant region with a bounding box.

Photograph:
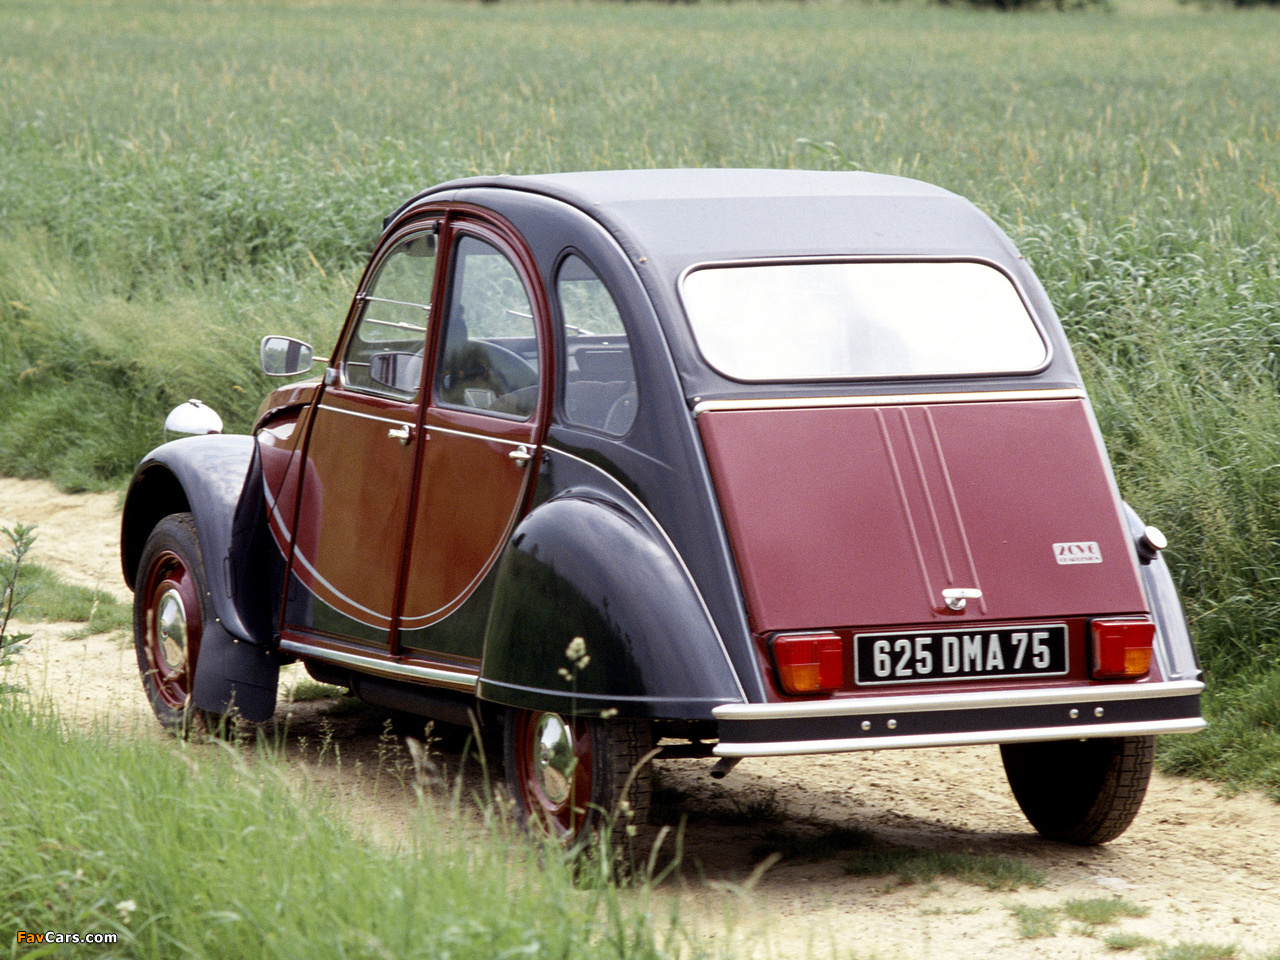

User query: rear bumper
[712,679,1205,757]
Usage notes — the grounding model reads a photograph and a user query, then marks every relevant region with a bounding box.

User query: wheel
[133,513,214,734]
[504,707,653,854]
[1000,736,1154,845]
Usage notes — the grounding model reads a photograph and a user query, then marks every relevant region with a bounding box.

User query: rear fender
[479,492,743,720]
[1121,502,1201,683]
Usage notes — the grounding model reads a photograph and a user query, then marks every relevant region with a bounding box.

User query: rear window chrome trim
[692,388,1086,418]
[712,678,1204,722]
[713,716,1207,758]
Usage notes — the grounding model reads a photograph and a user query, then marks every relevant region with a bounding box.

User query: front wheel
[1001,736,1154,845]
[504,707,653,853]
[133,513,214,734]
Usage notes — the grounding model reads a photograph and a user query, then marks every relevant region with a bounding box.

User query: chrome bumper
[712,680,1205,757]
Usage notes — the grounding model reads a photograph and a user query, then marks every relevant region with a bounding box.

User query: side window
[342,230,436,399]
[434,236,540,419]
[558,254,637,436]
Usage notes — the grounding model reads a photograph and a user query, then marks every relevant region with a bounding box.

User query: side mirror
[261,336,315,377]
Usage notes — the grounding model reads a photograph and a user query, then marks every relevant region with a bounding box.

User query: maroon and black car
[122,169,1204,848]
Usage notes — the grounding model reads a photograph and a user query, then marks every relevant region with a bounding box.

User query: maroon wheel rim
[140,549,202,711]
[511,710,594,841]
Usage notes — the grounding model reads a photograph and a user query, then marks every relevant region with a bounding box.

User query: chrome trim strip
[712,679,1204,721]
[316,403,413,427]
[261,474,293,547]
[547,446,748,701]
[713,717,1208,758]
[279,638,478,690]
[692,389,1086,417]
[287,542,393,626]
[423,423,531,449]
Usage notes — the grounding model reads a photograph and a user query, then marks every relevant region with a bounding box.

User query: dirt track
[4,476,1280,959]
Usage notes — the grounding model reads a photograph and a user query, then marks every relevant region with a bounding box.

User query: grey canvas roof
[393,169,1083,396]
[398,168,1024,273]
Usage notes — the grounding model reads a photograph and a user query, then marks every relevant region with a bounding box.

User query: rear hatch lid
[697,394,1147,634]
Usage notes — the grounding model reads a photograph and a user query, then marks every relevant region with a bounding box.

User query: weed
[286,678,348,703]
[844,846,1045,891]
[1065,897,1151,927]
[0,524,36,673]
[14,564,129,632]
[1103,931,1159,951]
[1152,944,1238,960]
[1009,904,1060,939]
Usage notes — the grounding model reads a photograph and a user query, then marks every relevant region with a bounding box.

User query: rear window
[679,260,1047,381]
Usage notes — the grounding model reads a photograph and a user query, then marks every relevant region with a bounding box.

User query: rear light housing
[1090,618,1156,679]
[772,632,844,694]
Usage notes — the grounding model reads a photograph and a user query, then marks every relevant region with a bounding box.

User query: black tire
[1001,736,1154,845]
[132,513,216,735]
[503,707,654,857]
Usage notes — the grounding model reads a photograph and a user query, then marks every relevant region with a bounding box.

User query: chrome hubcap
[156,588,188,672]
[534,713,576,805]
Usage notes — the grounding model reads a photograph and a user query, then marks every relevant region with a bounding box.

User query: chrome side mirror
[261,336,315,377]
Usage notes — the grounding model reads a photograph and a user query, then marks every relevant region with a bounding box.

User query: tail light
[772,632,844,694]
[1090,618,1155,679]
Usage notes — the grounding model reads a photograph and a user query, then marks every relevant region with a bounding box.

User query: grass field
[1,0,1279,789]
[0,698,693,960]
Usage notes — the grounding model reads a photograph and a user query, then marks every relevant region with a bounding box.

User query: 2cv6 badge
[122,169,1204,848]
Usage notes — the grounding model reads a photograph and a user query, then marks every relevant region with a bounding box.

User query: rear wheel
[1001,736,1154,845]
[504,707,653,855]
[133,513,214,735]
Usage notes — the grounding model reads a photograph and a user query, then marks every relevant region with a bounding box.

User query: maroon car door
[282,224,440,649]
[395,225,546,662]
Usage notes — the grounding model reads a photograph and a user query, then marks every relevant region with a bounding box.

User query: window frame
[553,248,640,437]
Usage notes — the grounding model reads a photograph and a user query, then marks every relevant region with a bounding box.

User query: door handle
[388,424,413,445]
[509,444,533,467]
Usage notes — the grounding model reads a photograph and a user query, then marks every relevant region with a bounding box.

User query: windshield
[679,260,1047,381]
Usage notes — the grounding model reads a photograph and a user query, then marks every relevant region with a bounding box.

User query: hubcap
[534,713,577,806]
[156,588,187,672]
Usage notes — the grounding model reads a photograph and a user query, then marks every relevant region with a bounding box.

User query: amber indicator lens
[1090,619,1156,679]
[773,633,844,694]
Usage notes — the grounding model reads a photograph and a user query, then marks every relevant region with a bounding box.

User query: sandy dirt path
[4,477,1279,959]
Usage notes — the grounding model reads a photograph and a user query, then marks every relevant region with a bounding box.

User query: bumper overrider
[712,680,1205,757]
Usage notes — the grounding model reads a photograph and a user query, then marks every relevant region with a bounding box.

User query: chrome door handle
[509,444,532,467]
[388,424,412,445]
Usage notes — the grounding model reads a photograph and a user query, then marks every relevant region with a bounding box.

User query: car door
[282,223,440,648]
[394,223,547,662]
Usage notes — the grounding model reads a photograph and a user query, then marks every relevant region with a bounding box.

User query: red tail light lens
[1091,619,1156,679]
[773,632,844,694]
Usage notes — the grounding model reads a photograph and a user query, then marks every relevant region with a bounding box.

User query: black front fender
[479,493,744,719]
[121,434,274,647]
[121,434,281,721]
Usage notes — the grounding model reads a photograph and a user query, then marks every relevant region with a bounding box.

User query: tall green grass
[0,698,693,960]
[1,0,1279,785]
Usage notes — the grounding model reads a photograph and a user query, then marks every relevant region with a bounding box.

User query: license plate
[854,624,1069,686]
